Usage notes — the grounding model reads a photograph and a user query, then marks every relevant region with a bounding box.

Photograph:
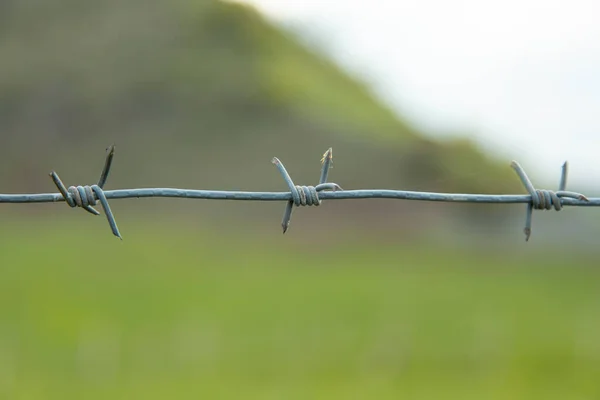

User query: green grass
[0,219,599,399]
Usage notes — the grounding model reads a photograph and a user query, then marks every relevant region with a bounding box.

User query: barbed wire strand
[0,146,596,241]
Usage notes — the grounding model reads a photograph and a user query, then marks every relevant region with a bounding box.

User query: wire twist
[290,185,322,206]
[511,161,589,241]
[272,148,342,233]
[49,145,122,240]
[63,185,100,210]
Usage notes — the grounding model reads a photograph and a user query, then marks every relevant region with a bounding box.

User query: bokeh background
[1,1,599,398]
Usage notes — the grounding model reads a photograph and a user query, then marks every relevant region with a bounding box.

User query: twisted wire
[1,145,598,241]
[531,189,562,211]
[291,185,321,206]
[63,184,99,211]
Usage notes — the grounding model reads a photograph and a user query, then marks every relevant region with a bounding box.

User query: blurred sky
[236,0,600,188]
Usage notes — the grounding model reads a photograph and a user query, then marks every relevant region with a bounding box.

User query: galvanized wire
[0,146,595,241]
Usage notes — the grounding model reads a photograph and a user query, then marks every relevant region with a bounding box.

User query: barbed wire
[0,145,596,241]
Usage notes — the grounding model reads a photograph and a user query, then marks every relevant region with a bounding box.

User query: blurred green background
[1,1,599,399]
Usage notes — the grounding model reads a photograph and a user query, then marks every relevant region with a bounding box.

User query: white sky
[236,0,600,188]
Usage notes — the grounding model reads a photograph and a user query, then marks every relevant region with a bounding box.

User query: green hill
[0,0,522,233]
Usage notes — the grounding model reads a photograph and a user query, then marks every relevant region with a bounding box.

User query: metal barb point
[98,144,116,189]
[320,148,333,185]
[559,161,568,192]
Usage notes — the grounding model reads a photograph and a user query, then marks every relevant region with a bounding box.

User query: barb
[272,147,341,233]
[510,161,588,241]
[47,146,122,240]
[0,146,597,241]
